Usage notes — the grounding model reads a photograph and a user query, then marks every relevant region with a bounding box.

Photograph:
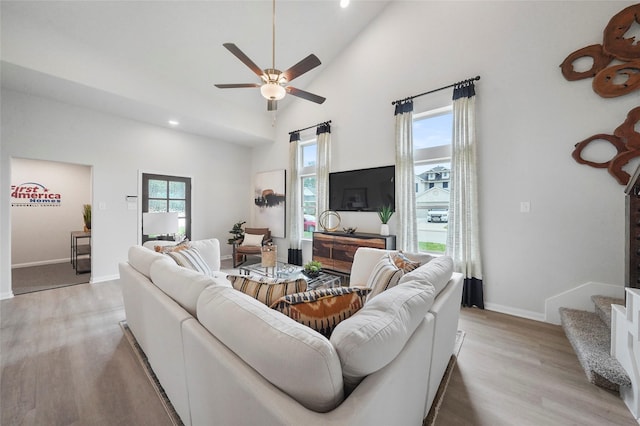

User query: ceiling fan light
[261,83,286,100]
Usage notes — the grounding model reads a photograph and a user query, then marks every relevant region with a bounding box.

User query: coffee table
[239,261,342,291]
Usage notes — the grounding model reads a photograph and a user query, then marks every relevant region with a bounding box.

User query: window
[413,106,453,253]
[300,139,317,239]
[142,173,191,242]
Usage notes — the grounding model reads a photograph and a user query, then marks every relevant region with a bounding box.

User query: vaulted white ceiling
[1,1,390,145]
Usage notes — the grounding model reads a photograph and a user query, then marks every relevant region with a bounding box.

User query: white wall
[1,89,252,298]
[253,1,640,319]
[11,158,91,266]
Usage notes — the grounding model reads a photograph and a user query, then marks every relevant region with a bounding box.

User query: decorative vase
[380,223,389,236]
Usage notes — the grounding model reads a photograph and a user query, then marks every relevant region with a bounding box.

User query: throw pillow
[365,254,404,301]
[154,239,191,253]
[227,274,307,307]
[241,233,264,247]
[166,247,212,276]
[271,287,371,338]
[391,251,421,272]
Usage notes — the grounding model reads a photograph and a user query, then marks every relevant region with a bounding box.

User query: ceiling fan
[214,0,326,111]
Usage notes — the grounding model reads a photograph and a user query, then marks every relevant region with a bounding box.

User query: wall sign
[11,182,62,207]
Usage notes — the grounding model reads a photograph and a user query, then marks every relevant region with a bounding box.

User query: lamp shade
[143,212,179,235]
[260,83,286,100]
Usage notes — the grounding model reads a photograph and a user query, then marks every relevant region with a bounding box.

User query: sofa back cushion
[128,245,169,278]
[330,280,436,392]
[150,259,230,316]
[197,285,344,413]
[397,255,453,296]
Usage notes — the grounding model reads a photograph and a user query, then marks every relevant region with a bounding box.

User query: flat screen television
[329,165,395,212]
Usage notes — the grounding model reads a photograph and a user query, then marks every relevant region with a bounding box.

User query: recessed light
[340,0,349,8]
[168,120,179,126]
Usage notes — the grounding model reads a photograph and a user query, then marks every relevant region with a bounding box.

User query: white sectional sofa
[119,240,463,425]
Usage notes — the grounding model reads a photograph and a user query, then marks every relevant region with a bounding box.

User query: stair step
[591,295,625,329]
[559,307,632,392]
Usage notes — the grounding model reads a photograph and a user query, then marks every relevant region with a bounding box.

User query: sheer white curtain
[287,132,303,265]
[316,123,331,216]
[395,100,419,252]
[446,81,484,308]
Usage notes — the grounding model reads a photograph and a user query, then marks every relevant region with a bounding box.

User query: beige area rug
[424,329,466,426]
[120,320,464,426]
[120,321,184,426]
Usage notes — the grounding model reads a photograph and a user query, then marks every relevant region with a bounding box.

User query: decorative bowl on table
[343,227,357,234]
[302,270,320,279]
[302,260,322,279]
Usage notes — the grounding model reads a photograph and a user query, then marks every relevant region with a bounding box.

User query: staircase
[559,295,631,392]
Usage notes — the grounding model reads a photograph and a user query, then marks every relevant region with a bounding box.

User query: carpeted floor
[12,262,90,295]
[120,319,464,425]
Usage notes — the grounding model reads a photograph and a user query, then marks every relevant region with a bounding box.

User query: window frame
[141,173,191,243]
[413,105,453,254]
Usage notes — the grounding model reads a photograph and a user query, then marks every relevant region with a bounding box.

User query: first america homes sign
[11,182,62,207]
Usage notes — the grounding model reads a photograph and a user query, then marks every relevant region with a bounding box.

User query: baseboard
[11,258,70,268]
[484,302,546,322]
[544,281,625,325]
[91,274,120,284]
[0,291,14,300]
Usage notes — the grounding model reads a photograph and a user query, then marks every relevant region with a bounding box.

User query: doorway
[10,158,93,295]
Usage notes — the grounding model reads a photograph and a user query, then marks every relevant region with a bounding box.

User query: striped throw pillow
[227,275,307,307]
[391,251,421,272]
[166,247,212,276]
[366,254,404,301]
[271,287,371,338]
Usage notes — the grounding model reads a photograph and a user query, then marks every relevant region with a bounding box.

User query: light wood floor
[1,280,636,425]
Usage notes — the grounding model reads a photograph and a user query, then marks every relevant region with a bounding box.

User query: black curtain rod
[391,75,480,105]
[288,120,332,135]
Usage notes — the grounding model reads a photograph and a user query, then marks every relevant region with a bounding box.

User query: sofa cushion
[167,247,213,276]
[150,258,230,316]
[196,285,344,412]
[128,245,170,278]
[397,255,454,296]
[227,274,307,307]
[330,280,436,391]
[366,254,404,300]
[189,238,221,272]
[271,287,371,338]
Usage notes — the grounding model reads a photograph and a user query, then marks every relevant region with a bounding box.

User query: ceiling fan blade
[267,99,278,111]
[281,54,321,83]
[286,86,326,104]
[214,83,260,89]
[223,43,265,78]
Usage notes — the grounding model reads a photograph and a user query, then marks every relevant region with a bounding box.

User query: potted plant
[378,204,393,236]
[82,204,91,231]
[227,220,246,245]
[302,260,322,278]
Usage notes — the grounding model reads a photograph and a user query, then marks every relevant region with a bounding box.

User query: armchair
[233,227,272,268]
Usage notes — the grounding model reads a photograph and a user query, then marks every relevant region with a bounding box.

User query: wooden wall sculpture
[560,4,640,98]
[562,4,640,185]
[572,107,640,185]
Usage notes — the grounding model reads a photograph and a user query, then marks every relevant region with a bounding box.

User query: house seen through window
[414,106,453,253]
[301,140,317,239]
